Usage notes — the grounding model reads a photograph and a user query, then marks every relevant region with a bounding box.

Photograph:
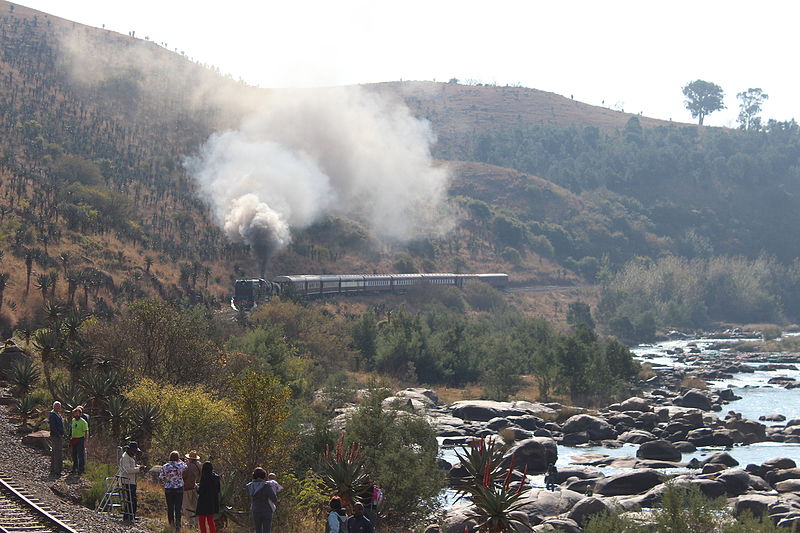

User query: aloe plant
[9,359,40,396]
[464,458,531,532]
[453,437,508,497]
[319,432,369,508]
[15,394,40,428]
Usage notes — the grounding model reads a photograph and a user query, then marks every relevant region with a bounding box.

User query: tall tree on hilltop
[737,88,769,131]
[682,80,725,125]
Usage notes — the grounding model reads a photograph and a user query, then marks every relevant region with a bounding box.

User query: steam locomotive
[231,272,508,311]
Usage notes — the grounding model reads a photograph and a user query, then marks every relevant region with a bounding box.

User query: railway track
[0,473,81,533]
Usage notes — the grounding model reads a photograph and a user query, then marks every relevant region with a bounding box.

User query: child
[266,472,283,512]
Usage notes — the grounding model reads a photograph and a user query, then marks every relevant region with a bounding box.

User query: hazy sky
[16,0,800,127]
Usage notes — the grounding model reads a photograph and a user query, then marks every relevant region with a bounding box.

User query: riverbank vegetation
[3,285,638,530]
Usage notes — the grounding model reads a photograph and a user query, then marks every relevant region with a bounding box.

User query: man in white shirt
[118,442,143,524]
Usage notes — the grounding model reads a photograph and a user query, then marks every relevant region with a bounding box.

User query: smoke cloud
[56,27,454,267]
[186,86,454,266]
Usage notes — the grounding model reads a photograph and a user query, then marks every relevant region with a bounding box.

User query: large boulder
[552,467,605,484]
[396,388,439,406]
[566,497,612,526]
[594,469,664,496]
[619,430,657,444]
[774,479,800,493]
[701,451,739,468]
[676,389,713,411]
[716,469,751,496]
[21,430,51,452]
[562,414,615,441]
[618,397,653,412]
[441,503,477,533]
[686,428,735,447]
[733,494,780,518]
[725,418,766,443]
[451,401,526,421]
[503,437,557,473]
[636,440,681,462]
[517,488,584,523]
[763,457,797,470]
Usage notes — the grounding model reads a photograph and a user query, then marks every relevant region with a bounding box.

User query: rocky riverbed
[405,333,800,532]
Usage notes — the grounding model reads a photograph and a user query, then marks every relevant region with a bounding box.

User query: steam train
[231,273,508,311]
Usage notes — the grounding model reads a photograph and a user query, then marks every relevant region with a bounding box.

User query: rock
[686,428,735,447]
[560,432,589,446]
[504,437,557,474]
[451,401,525,421]
[486,417,512,430]
[702,463,727,474]
[21,430,51,452]
[701,451,739,468]
[594,469,664,496]
[619,430,656,444]
[673,441,696,453]
[537,518,581,533]
[507,415,543,431]
[442,503,477,533]
[690,478,727,498]
[567,497,612,526]
[552,467,605,484]
[676,389,713,411]
[763,457,797,470]
[517,488,584,522]
[724,418,766,443]
[562,415,615,441]
[382,396,426,412]
[619,397,653,412]
[716,469,751,496]
[775,479,800,493]
[396,388,439,405]
[636,440,681,462]
[764,468,800,485]
[760,413,786,422]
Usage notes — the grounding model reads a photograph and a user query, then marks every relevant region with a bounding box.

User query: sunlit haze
[15,0,800,127]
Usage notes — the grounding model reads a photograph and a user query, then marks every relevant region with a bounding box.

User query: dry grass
[680,377,708,390]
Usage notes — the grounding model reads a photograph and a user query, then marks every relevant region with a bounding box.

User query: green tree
[567,301,595,330]
[737,88,769,131]
[682,79,725,125]
[225,371,293,481]
[346,390,444,528]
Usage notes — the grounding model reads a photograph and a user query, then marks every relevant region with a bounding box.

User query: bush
[125,378,234,462]
[345,390,445,528]
[463,280,507,312]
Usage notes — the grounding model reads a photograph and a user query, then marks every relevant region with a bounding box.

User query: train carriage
[236,272,509,307]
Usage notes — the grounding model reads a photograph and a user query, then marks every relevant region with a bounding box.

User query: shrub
[345,390,444,528]
[125,378,233,462]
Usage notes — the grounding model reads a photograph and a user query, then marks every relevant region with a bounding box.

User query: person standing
[359,476,382,531]
[326,497,348,533]
[48,401,64,476]
[346,502,374,533]
[182,450,202,527]
[159,450,187,530]
[119,442,144,524]
[69,407,88,474]
[246,467,276,533]
[196,461,221,533]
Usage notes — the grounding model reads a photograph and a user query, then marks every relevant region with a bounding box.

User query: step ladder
[96,475,130,515]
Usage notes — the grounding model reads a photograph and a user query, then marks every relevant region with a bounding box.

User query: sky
[15,0,800,128]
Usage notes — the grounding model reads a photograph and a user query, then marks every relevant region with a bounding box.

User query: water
[439,335,800,507]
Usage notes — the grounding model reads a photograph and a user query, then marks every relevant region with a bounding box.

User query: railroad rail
[0,473,81,533]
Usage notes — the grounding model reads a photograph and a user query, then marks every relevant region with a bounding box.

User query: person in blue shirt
[48,401,64,476]
[346,503,374,533]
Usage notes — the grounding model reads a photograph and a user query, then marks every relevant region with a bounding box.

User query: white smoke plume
[186,86,454,266]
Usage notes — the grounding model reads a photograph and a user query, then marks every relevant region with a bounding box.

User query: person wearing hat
[119,442,144,524]
[182,450,202,526]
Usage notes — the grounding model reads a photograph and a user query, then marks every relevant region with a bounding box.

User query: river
[440,334,800,505]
